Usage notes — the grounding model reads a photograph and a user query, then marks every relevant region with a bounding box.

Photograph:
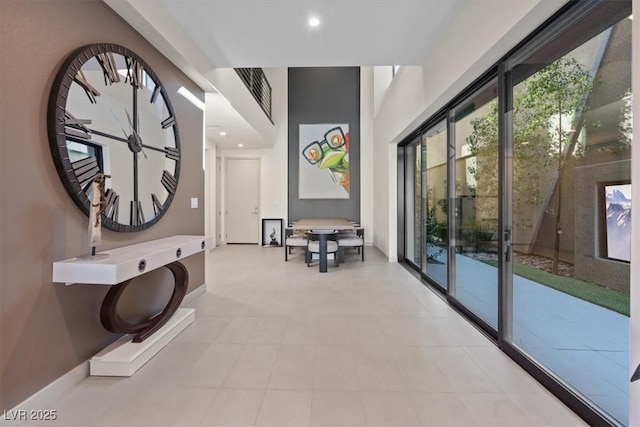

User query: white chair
[338,227,365,262]
[284,228,307,261]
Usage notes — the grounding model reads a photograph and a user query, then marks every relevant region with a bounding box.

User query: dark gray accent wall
[288,67,360,223]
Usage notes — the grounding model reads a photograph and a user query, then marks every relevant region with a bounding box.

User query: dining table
[290,218,356,272]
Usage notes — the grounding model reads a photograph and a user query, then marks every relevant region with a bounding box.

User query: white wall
[214,67,288,244]
[371,0,570,259]
[360,67,374,245]
[630,3,639,426]
[204,140,217,245]
[260,68,288,221]
[374,66,426,149]
[373,66,393,118]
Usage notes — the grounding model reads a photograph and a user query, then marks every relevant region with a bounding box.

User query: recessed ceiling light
[219,131,227,136]
[238,144,244,148]
[308,17,320,27]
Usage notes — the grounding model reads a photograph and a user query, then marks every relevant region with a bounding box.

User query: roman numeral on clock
[125,57,144,89]
[73,70,101,103]
[96,52,120,85]
[104,189,119,221]
[151,193,163,216]
[64,112,92,140]
[165,147,180,161]
[161,170,177,194]
[130,201,145,226]
[161,115,176,129]
[150,85,161,104]
[71,156,100,191]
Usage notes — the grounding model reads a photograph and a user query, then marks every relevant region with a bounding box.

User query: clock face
[48,43,180,232]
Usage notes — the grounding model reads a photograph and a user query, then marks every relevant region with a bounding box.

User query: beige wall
[0,0,205,410]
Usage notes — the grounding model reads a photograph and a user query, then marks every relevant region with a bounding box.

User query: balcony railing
[235,68,273,123]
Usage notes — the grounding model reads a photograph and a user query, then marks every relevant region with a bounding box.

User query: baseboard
[2,285,207,423]
[1,361,88,425]
[182,282,206,306]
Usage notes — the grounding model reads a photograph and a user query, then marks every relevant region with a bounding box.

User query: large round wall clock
[48,43,181,232]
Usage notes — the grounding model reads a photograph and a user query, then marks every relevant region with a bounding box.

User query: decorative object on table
[269,228,279,246]
[88,173,110,256]
[262,218,283,247]
[48,43,181,233]
[299,124,349,199]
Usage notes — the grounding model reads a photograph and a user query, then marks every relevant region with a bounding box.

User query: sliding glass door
[506,4,632,425]
[449,80,500,329]
[421,120,448,289]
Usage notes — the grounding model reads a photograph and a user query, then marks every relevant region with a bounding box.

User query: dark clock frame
[48,43,181,233]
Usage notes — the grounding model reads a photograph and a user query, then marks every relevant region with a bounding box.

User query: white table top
[53,235,212,286]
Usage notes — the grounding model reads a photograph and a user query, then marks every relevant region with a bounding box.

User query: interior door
[226,158,260,243]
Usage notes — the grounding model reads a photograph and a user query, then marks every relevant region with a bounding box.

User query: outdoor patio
[452,254,629,425]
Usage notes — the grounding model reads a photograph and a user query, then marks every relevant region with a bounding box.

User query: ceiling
[204,91,265,148]
[158,0,464,68]
[105,0,466,149]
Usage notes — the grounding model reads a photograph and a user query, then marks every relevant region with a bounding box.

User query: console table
[52,235,212,376]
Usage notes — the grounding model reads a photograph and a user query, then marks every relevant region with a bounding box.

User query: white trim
[1,362,88,425]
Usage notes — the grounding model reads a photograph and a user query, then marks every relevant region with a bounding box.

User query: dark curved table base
[100,261,189,343]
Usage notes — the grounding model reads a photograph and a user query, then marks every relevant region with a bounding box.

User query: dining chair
[306,230,340,268]
[338,227,365,262]
[284,227,307,261]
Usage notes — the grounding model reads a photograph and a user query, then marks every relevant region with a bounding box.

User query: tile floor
[9,245,587,426]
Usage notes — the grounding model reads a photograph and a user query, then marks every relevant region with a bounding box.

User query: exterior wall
[574,160,631,292]
[0,0,205,411]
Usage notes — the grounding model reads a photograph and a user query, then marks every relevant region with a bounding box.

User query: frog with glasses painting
[302,126,350,193]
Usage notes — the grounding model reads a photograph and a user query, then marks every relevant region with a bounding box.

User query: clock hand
[125,108,135,135]
[108,108,130,139]
[84,128,129,143]
[125,108,147,159]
